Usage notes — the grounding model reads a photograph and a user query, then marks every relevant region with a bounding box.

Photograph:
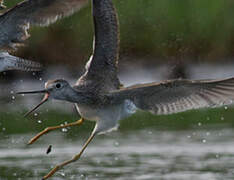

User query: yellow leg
[28,118,84,145]
[42,132,96,180]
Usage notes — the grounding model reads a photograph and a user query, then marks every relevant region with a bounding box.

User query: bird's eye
[56,83,61,88]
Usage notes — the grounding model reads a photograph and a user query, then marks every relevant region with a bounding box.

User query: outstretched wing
[111,78,234,115]
[0,0,87,50]
[0,52,41,72]
[76,0,120,92]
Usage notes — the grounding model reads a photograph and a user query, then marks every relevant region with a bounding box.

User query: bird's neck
[63,87,92,105]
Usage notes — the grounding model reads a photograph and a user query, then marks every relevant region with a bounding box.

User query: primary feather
[0,52,41,72]
[111,77,234,115]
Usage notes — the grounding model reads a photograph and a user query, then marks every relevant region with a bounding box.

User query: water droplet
[60,172,65,177]
[11,96,15,100]
[202,139,206,143]
[39,77,42,81]
[70,175,76,179]
[34,113,38,117]
[224,106,228,110]
[198,122,202,126]
[114,141,119,147]
[32,72,36,76]
[206,132,210,136]
[220,117,224,121]
[96,159,101,164]
[37,120,42,124]
[2,127,6,131]
[187,135,191,138]
[10,90,14,94]
[62,128,68,132]
[114,156,119,161]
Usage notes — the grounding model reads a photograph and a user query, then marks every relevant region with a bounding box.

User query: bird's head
[17,79,72,116]
[44,79,71,100]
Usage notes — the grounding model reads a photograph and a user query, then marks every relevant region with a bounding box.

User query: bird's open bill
[17,90,49,117]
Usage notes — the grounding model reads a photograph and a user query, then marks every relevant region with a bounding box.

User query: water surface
[1,127,234,180]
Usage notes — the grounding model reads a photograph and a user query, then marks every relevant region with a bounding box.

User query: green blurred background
[4,0,234,66]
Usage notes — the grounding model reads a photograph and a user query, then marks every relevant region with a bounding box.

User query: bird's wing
[110,78,234,115]
[76,0,120,92]
[0,0,87,50]
[0,52,41,72]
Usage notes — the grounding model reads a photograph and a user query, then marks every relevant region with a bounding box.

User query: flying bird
[0,0,87,72]
[18,0,234,179]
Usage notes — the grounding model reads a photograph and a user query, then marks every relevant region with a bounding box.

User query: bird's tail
[0,52,42,72]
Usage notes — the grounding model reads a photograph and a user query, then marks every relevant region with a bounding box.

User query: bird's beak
[17,90,50,117]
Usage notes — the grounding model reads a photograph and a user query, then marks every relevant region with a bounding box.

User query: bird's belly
[75,101,137,134]
[75,100,137,122]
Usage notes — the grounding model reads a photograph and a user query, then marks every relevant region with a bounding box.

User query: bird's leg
[42,132,96,180]
[28,118,84,145]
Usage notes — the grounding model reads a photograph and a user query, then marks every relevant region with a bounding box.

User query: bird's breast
[75,104,100,121]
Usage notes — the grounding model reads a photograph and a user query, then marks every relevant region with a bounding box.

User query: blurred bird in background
[0,0,87,72]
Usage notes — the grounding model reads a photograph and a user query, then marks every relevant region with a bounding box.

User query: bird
[17,0,234,179]
[0,0,87,72]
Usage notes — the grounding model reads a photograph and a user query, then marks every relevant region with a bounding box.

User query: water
[1,128,234,180]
